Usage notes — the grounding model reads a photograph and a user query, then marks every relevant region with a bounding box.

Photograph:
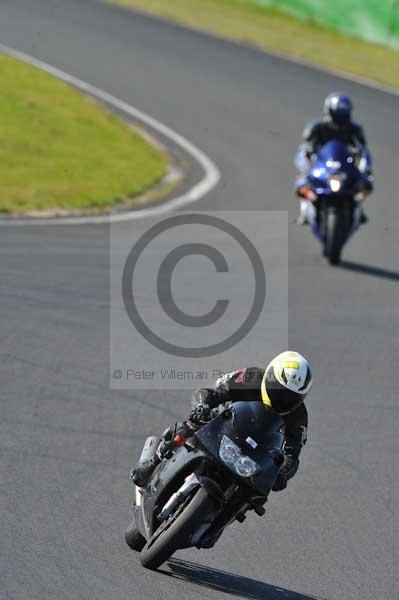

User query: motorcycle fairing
[135,445,208,539]
[308,140,367,197]
[195,401,285,495]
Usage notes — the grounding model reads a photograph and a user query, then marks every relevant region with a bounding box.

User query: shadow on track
[339,260,399,282]
[161,558,322,600]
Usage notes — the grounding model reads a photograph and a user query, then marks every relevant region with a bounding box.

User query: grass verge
[0,53,168,214]
[111,0,399,91]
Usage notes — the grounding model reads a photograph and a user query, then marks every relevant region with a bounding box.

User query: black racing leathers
[302,116,367,157]
[190,367,308,486]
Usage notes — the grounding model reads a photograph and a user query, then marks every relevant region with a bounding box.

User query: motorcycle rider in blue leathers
[131,351,313,497]
[295,93,374,224]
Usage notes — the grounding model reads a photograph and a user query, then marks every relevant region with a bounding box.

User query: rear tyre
[325,208,345,265]
[125,519,146,551]
[140,487,216,570]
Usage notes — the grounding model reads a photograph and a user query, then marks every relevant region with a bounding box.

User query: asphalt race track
[1,1,398,599]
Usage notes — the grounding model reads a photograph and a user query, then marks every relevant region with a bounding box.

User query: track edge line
[0,43,221,226]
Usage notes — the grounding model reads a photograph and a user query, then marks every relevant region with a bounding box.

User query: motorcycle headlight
[219,436,259,478]
[330,175,341,192]
[329,172,348,192]
[235,456,259,477]
[219,435,241,464]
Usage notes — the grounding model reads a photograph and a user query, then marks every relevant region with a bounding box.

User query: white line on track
[0,43,221,226]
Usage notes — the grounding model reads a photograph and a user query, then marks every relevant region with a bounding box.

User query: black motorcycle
[125,401,285,570]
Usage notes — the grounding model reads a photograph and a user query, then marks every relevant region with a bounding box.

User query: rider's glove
[189,403,212,424]
[176,420,197,437]
[210,401,233,418]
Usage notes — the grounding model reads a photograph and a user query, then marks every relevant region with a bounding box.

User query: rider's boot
[130,435,164,487]
[296,200,309,225]
[360,209,369,225]
[131,453,161,487]
[131,422,195,487]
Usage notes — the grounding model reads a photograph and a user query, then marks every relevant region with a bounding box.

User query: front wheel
[140,487,216,570]
[324,208,346,265]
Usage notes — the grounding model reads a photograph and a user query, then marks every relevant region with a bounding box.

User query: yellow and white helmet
[261,351,312,415]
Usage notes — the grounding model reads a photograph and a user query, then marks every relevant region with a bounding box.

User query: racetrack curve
[1,1,398,599]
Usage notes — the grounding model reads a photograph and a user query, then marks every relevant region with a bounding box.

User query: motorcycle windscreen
[317,140,354,166]
[196,401,285,495]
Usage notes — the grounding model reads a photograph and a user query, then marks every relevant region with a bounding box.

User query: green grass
[0,53,168,213]
[111,0,399,91]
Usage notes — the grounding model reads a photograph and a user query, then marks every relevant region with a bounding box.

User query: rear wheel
[140,487,216,570]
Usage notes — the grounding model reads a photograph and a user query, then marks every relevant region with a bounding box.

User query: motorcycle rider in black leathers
[131,351,313,495]
[295,92,373,224]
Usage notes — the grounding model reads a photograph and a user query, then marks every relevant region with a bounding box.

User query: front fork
[196,485,266,549]
[314,197,359,242]
[159,473,201,521]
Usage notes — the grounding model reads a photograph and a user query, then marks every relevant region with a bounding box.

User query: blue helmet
[324,92,353,125]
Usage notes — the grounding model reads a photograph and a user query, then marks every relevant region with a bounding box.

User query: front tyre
[325,207,345,265]
[140,487,216,570]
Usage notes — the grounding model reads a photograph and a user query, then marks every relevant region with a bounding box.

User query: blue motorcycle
[295,140,372,265]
